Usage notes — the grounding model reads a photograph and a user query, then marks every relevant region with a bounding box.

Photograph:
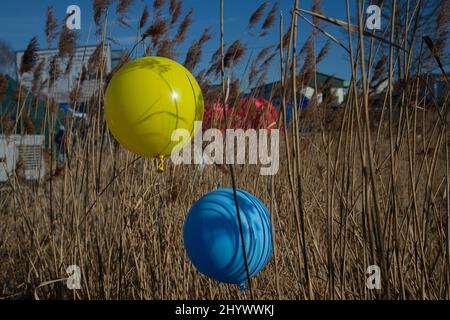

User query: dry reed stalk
[220,0,253,299]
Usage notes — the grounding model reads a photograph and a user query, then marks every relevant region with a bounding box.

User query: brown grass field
[0,0,449,300]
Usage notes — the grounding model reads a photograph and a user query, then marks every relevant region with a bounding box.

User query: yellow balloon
[105,56,204,159]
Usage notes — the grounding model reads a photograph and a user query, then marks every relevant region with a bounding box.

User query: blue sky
[0,0,358,83]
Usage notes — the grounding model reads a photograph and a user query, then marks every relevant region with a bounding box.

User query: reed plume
[170,0,182,25]
[45,6,58,48]
[0,76,8,102]
[184,29,212,71]
[65,55,74,76]
[261,2,278,34]
[143,19,169,48]
[88,43,104,71]
[139,5,150,29]
[434,0,449,59]
[224,40,247,68]
[248,2,268,31]
[174,10,193,44]
[93,0,109,27]
[153,0,166,18]
[116,0,134,15]
[48,55,61,87]
[256,45,275,62]
[156,39,176,58]
[316,41,330,64]
[32,59,45,96]
[20,37,39,75]
[58,26,78,58]
[372,55,387,84]
[106,50,130,86]
[206,47,222,78]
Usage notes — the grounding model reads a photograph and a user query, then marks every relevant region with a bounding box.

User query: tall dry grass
[0,0,448,300]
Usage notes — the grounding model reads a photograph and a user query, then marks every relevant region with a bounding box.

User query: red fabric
[203,98,279,131]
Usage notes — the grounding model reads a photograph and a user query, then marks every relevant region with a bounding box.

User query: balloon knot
[157,155,165,173]
[239,283,247,292]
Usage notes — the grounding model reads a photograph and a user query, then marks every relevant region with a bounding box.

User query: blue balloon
[183,188,273,287]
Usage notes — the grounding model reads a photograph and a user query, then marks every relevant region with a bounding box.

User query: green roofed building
[0,74,66,146]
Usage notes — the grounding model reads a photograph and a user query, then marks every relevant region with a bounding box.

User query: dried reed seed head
[13,88,24,104]
[209,47,222,65]
[69,85,81,104]
[228,77,241,104]
[206,61,221,78]
[32,59,45,96]
[170,0,178,13]
[316,41,330,64]
[248,2,268,30]
[434,0,449,58]
[196,69,206,81]
[297,34,312,59]
[256,45,274,63]
[0,76,8,102]
[45,6,58,48]
[65,55,74,75]
[262,52,277,66]
[278,25,292,49]
[175,10,193,44]
[88,43,104,70]
[48,55,61,85]
[261,2,277,31]
[372,55,387,83]
[93,0,111,26]
[153,0,166,11]
[106,51,130,86]
[248,61,258,85]
[184,44,201,71]
[143,19,169,46]
[139,5,150,29]
[156,39,176,59]
[21,112,35,133]
[184,29,212,71]
[198,28,212,46]
[145,46,153,56]
[0,116,15,134]
[153,0,166,18]
[205,46,223,78]
[20,37,39,75]
[79,65,88,82]
[116,0,134,15]
[224,40,247,68]
[256,70,269,87]
[311,0,324,26]
[58,25,78,58]
[170,0,182,25]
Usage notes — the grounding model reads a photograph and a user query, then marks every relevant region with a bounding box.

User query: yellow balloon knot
[157,155,165,173]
